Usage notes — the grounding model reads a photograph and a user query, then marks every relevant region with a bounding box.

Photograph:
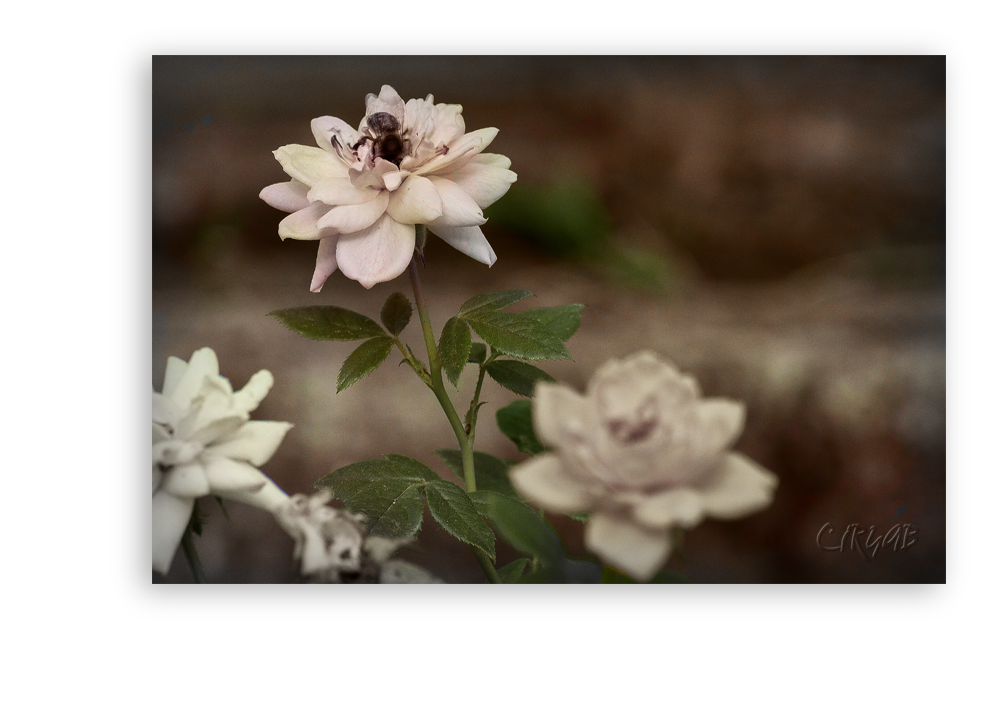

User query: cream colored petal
[415,128,498,175]
[202,456,268,495]
[207,420,292,466]
[167,348,218,411]
[365,85,406,124]
[382,169,410,191]
[232,370,274,413]
[224,478,290,516]
[508,453,596,514]
[307,177,380,206]
[152,393,179,429]
[152,490,194,574]
[311,116,359,159]
[310,236,339,293]
[335,214,415,289]
[161,356,187,398]
[316,191,390,234]
[584,512,672,582]
[274,144,347,186]
[160,462,211,499]
[386,175,443,224]
[696,399,747,454]
[259,180,310,213]
[441,159,516,209]
[533,381,591,449]
[426,225,496,266]
[426,177,486,227]
[278,203,334,241]
[626,488,706,529]
[698,453,779,519]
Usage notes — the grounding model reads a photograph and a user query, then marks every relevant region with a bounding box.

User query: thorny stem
[406,247,500,584]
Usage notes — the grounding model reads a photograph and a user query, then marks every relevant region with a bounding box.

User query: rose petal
[278,203,335,241]
[696,399,747,455]
[508,453,597,513]
[307,177,380,206]
[232,370,274,413]
[224,478,291,516]
[532,382,592,449]
[273,144,347,186]
[310,236,339,293]
[426,177,486,227]
[584,512,672,582]
[167,348,219,411]
[207,420,293,466]
[202,456,268,495]
[387,175,444,224]
[698,453,779,519]
[160,462,211,498]
[152,490,194,574]
[382,169,410,191]
[364,85,406,125]
[426,225,496,266]
[152,392,179,429]
[322,117,363,160]
[349,158,400,191]
[626,488,706,529]
[316,191,390,234]
[428,102,466,146]
[439,157,517,209]
[415,127,498,175]
[336,214,415,289]
[161,356,187,399]
[259,180,310,213]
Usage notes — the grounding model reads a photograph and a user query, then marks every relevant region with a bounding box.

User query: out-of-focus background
[152,56,945,583]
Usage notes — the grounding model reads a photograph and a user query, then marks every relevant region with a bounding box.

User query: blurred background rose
[152,56,944,583]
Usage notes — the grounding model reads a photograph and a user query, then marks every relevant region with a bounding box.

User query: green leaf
[337,336,394,392]
[497,558,530,584]
[270,306,385,341]
[468,490,564,565]
[495,400,545,455]
[380,292,413,336]
[468,342,488,364]
[485,360,556,397]
[464,311,570,362]
[425,481,496,560]
[521,304,584,342]
[458,290,533,318]
[439,317,472,387]
[316,454,440,539]
[567,512,591,523]
[434,449,521,500]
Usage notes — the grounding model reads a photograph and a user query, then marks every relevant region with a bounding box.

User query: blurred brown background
[152,56,945,583]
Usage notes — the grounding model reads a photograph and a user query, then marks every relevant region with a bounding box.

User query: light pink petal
[585,512,672,582]
[336,214,415,289]
[259,180,310,213]
[415,127,498,175]
[508,453,597,514]
[364,85,406,124]
[428,102,466,146]
[426,225,496,266]
[152,490,194,574]
[532,382,591,449]
[310,236,339,293]
[696,399,747,455]
[273,144,347,186]
[167,348,219,411]
[278,203,335,241]
[387,175,444,224]
[382,169,410,191]
[317,191,390,234]
[698,453,779,519]
[207,421,293,466]
[350,158,400,190]
[320,116,363,161]
[426,177,486,227]
[161,356,187,398]
[307,177,380,206]
[441,158,517,209]
[202,456,268,495]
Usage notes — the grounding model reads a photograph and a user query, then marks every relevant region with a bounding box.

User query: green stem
[406,253,500,584]
[181,526,207,584]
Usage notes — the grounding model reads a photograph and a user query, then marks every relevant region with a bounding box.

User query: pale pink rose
[152,348,292,575]
[509,351,779,581]
[260,85,517,291]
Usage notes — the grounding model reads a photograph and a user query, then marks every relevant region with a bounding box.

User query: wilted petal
[585,512,671,582]
[336,214,415,289]
[259,180,310,213]
[316,191,390,233]
[508,453,596,513]
[698,453,779,519]
[387,175,443,224]
[274,144,347,186]
[426,225,496,266]
[207,420,293,466]
[202,456,268,495]
[310,237,339,293]
[278,203,335,241]
[152,490,194,575]
[167,348,219,411]
[426,177,486,227]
